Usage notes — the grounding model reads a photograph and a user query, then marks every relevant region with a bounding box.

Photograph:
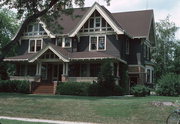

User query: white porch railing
[10,76,41,82]
[68,77,97,82]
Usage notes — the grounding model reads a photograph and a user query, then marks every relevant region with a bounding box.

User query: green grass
[0,93,179,124]
[0,119,48,124]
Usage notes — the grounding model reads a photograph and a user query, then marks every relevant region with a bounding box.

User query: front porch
[12,60,122,83]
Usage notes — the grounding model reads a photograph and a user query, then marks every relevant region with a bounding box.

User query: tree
[0,0,110,61]
[97,61,115,96]
[153,16,179,79]
[0,9,19,79]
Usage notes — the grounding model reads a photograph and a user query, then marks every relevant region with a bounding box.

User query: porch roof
[4,44,126,63]
[3,53,35,62]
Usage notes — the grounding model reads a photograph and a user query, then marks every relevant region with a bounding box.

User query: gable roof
[29,44,70,62]
[43,2,154,39]
[112,10,154,38]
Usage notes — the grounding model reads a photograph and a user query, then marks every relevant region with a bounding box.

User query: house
[3,2,155,93]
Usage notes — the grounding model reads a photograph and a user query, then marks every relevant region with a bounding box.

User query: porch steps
[33,83,54,94]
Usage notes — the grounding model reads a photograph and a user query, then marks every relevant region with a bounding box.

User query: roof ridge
[112,9,153,14]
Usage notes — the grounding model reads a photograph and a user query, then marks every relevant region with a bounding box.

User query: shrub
[156,73,180,96]
[88,81,99,96]
[113,85,123,96]
[97,61,116,96]
[56,82,91,96]
[131,85,150,97]
[0,80,30,93]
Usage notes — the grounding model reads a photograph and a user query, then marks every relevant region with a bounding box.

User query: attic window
[24,23,46,36]
[80,11,113,33]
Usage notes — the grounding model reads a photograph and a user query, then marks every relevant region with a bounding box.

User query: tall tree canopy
[153,16,179,78]
[0,9,19,79]
[0,0,110,61]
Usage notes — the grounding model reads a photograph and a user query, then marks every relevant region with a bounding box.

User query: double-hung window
[29,39,42,53]
[56,37,72,48]
[89,35,106,51]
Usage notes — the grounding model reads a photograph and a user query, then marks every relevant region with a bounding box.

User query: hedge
[56,81,123,96]
[0,80,30,93]
[56,82,91,96]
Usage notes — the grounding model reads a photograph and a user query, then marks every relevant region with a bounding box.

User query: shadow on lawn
[0,92,146,101]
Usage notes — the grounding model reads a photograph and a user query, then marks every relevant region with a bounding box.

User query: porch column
[65,63,69,75]
[117,62,119,77]
[36,63,39,75]
[62,62,69,82]
[63,63,66,75]
[38,62,42,75]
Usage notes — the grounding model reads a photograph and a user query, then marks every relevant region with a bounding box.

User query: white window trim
[145,65,154,83]
[28,39,43,53]
[56,37,72,48]
[89,35,106,51]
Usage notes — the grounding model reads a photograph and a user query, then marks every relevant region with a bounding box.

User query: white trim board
[29,45,69,62]
[69,2,124,37]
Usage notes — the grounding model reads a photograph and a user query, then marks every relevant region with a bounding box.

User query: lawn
[0,93,179,124]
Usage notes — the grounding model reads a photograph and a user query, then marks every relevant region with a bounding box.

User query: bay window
[89,35,106,51]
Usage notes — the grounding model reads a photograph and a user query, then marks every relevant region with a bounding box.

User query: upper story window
[80,10,113,33]
[144,43,151,60]
[89,35,106,51]
[24,23,47,36]
[125,39,129,54]
[29,39,42,53]
[56,37,72,48]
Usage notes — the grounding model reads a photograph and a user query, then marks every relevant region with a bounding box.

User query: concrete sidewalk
[0,116,97,124]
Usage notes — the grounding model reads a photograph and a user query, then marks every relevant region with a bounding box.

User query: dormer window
[24,23,46,36]
[89,35,106,51]
[64,38,72,47]
[29,39,42,53]
[56,37,72,48]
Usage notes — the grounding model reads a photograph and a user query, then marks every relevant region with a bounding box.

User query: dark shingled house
[4,2,155,93]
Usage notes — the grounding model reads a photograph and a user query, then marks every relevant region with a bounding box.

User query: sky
[83,0,180,40]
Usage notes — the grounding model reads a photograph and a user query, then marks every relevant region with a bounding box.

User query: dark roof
[4,44,117,62]
[47,7,90,34]
[45,5,153,38]
[4,53,35,61]
[112,10,154,38]
[70,51,116,59]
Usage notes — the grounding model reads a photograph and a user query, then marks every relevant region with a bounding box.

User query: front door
[41,63,63,83]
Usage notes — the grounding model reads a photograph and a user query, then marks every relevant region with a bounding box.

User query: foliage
[56,82,91,96]
[97,61,116,96]
[0,9,19,79]
[0,80,30,93]
[153,16,179,79]
[113,85,123,96]
[156,73,180,96]
[171,44,180,74]
[131,85,150,97]
[88,81,99,96]
[119,64,129,94]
